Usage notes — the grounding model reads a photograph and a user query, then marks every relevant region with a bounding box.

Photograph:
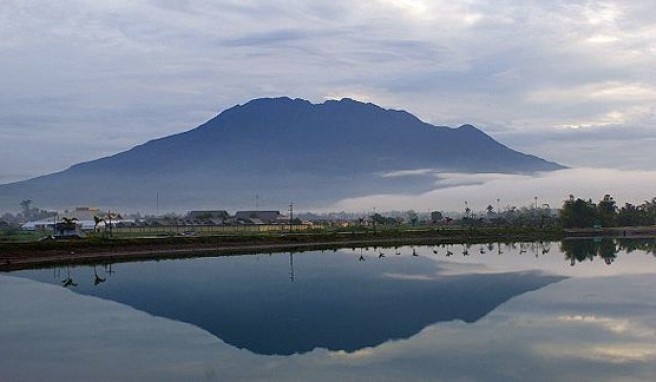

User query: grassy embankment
[5,224,654,271]
[0,225,568,271]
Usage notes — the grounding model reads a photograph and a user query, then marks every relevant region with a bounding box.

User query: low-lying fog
[326,167,656,213]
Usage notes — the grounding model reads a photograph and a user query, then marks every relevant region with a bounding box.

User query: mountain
[0,97,564,212]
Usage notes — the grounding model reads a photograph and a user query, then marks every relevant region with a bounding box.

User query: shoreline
[0,237,445,271]
[1,227,652,272]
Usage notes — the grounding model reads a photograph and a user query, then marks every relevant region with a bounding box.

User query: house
[234,211,286,225]
[21,207,130,232]
[187,210,230,224]
[60,207,103,231]
[21,218,57,231]
[333,220,352,228]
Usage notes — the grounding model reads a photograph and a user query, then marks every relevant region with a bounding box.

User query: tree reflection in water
[617,238,656,254]
[93,266,107,286]
[60,267,77,288]
[54,264,113,288]
[561,238,656,266]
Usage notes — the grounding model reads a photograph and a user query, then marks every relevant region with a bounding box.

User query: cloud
[533,342,656,365]
[557,315,655,337]
[328,168,656,213]
[382,169,435,178]
[498,125,656,170]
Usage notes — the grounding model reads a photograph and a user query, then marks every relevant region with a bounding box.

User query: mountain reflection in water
[14,248,563,355]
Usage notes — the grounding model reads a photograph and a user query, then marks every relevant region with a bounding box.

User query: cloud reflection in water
[2,244,656,381]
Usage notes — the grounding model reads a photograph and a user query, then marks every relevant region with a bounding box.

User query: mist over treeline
[331,168,656,214]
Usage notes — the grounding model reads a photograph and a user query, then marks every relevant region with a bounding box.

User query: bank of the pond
[0,226,650,271]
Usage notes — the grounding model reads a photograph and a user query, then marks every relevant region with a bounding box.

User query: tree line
[560,194,656,228]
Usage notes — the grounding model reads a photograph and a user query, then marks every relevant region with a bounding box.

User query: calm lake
[2,238,656,381]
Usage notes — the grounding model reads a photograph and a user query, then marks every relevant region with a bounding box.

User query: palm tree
[93,216,103,233]
[60,216,78,225]
[57,217,78,236]
[103,211,122,237]
[61,267,77,288]
[93,266,106,286]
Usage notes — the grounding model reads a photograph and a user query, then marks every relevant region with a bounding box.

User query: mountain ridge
[0,97,564,212]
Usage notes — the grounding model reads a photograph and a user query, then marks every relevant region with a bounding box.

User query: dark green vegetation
[560,195,656,228]
[561,237,656,266]
[0,229,43,243]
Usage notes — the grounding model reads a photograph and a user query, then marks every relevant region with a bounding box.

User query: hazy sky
[1,0,655,184]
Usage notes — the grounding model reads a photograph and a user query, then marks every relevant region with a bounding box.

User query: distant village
[2,202,547,239]
[13,207,313,237]
[2,194,655,239]
[3,203,452,238]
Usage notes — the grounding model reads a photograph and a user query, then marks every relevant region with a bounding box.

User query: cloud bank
[329,167,656,213]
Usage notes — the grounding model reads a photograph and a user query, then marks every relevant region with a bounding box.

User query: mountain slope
[0,97,564,212]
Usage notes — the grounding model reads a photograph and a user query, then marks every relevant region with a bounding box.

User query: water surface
[2,238,656,381]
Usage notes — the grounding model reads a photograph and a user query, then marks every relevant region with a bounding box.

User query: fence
[107,224,313,236]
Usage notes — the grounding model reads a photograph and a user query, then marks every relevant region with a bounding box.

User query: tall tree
[93,216,104,233]
[597,194,617,227]
[560,195,597,228]
[642,198,656,225]
[371,213,386,225]
[406,210,419,226]
[19,199,32,220]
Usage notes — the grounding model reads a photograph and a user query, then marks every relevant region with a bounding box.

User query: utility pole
[107,210,113,238]
[53,212,58,236]
[289,202,294,232]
